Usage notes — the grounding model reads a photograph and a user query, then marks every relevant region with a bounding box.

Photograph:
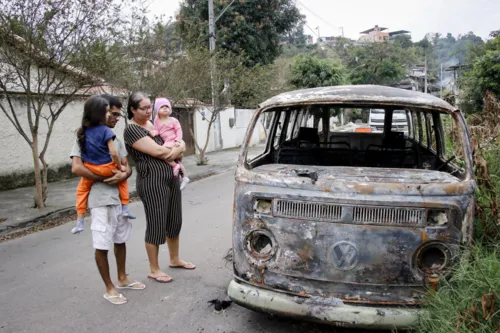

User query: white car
[369,109,409,133]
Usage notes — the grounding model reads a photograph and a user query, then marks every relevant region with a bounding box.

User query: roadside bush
[418,246,500,333]
[418,92,500,333]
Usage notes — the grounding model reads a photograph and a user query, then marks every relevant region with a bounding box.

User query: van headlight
[245,229,277,261]
[415,242,452,275]
[427,209,449,226]
[253,198,272,215]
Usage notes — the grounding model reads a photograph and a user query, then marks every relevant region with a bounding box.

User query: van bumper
[228,279,423,329]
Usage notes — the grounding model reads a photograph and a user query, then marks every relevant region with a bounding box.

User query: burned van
[227,85,475,329]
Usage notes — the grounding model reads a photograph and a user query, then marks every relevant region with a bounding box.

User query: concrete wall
[0,100,260,190]
[193,106,262,154]
[0,96,127,190]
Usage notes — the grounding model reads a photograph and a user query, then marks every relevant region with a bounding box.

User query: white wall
[193,106,262,154]
[0,96,127,177]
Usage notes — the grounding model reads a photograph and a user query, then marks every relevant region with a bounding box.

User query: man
[70,94,145,305]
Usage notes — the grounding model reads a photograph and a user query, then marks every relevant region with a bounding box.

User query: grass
[418,137,500,332]
[417,246,500,333]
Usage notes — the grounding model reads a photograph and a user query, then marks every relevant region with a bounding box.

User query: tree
[459,36,500,113]
[177,0,304,66]
[289,54,347,89]
[347,42,417,86]
[0,0,123,208]
[281,21,306,47]
[392,34,413,49]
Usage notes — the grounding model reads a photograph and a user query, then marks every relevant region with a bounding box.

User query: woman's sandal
[169,262,196,270]
[147,274,173,283]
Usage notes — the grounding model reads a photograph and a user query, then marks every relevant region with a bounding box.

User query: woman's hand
[132,135,177,160]
[165,144,183,162]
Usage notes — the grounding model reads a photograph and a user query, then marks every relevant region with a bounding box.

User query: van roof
[259,85,458,113]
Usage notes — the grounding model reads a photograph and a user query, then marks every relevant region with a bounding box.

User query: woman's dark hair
[127,92,147,120]
[77,96,109,153]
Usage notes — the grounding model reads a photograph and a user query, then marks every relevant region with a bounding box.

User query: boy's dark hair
[77,96,109,154]
[100,94,123,109]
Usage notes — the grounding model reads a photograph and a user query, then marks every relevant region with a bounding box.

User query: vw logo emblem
[329,241,359,270]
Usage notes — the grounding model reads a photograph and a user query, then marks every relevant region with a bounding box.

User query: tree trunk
[31,132,44,209]
[40,156,48,204]
[198,119,214,165]
[189,128,206,165]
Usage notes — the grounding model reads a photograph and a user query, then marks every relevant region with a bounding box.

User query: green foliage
[346,42,417,85]
[289,54,347,89]
[392,34,413,49]
[459,37,500,114]
[281,21,307,47]
[419,96,500,333]
[177,0,304,66]
[417,246,500,333]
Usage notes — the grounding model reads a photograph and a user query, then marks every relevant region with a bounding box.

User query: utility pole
[340,27,344,37]
[424,54,428,94]
[440,62,443,99]
[208,0,222,150]
[316,26,320,42]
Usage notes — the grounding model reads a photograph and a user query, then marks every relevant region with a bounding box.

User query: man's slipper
[103,293,127,305]
[169,262,196,270]
[148,275,173,283]
[116,281,146,290]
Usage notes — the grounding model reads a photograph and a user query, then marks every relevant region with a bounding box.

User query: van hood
[252,164,459,183]
[237,164,474,196]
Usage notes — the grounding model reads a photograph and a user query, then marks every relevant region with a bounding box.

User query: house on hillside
[358,25,390,43]
[358,25,411,43]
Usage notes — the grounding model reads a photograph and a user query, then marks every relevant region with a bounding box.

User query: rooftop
[259,85,457,112]
[360,26,388,34]
[389,30,411,36]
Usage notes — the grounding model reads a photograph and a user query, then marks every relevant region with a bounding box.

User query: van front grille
[353,206,426,226]
[272,199,427,227]
[274,199,342,222]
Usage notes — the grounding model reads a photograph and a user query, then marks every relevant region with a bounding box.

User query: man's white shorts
[90,205,132,250]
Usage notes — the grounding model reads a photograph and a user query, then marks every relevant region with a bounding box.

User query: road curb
[0,166,234,237]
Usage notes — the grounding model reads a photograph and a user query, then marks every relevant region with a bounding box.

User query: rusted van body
[228,85,475,329]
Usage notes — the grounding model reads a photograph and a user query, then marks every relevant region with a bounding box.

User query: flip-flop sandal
[169,262,196,270]
[116,281,146,290]
[103,293,127,305]
[148,275,173,283]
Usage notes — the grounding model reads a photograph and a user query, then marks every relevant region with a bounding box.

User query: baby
[150,97,190,190]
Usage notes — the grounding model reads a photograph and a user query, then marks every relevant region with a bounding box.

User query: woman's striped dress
[124,124,182,244]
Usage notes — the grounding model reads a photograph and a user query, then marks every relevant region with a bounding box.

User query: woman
[124,92,195,283]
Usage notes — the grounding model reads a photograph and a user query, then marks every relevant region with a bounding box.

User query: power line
[296,0,342,36]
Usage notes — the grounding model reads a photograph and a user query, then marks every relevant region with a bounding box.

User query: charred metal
[228,85,475,329]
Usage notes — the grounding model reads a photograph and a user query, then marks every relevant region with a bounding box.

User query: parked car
[369,108,409,133]
[228,85,475,330]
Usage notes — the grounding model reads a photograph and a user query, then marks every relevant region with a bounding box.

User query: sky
[146,0,500,42]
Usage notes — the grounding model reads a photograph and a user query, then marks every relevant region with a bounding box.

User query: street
[0,171,349,333]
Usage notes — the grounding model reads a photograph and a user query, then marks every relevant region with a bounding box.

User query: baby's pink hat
[153,97,172,117]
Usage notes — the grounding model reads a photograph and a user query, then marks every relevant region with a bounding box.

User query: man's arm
[104,156,132,185]
[104,137,132,185]
[71,156,106,181]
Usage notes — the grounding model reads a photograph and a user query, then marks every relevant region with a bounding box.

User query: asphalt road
[0,171,367,333]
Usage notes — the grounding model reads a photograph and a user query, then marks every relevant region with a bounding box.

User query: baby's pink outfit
[154,116,183,148]
[154,116,184,177]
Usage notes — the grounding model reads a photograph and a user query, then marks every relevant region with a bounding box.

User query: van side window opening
[427,113,438,153]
